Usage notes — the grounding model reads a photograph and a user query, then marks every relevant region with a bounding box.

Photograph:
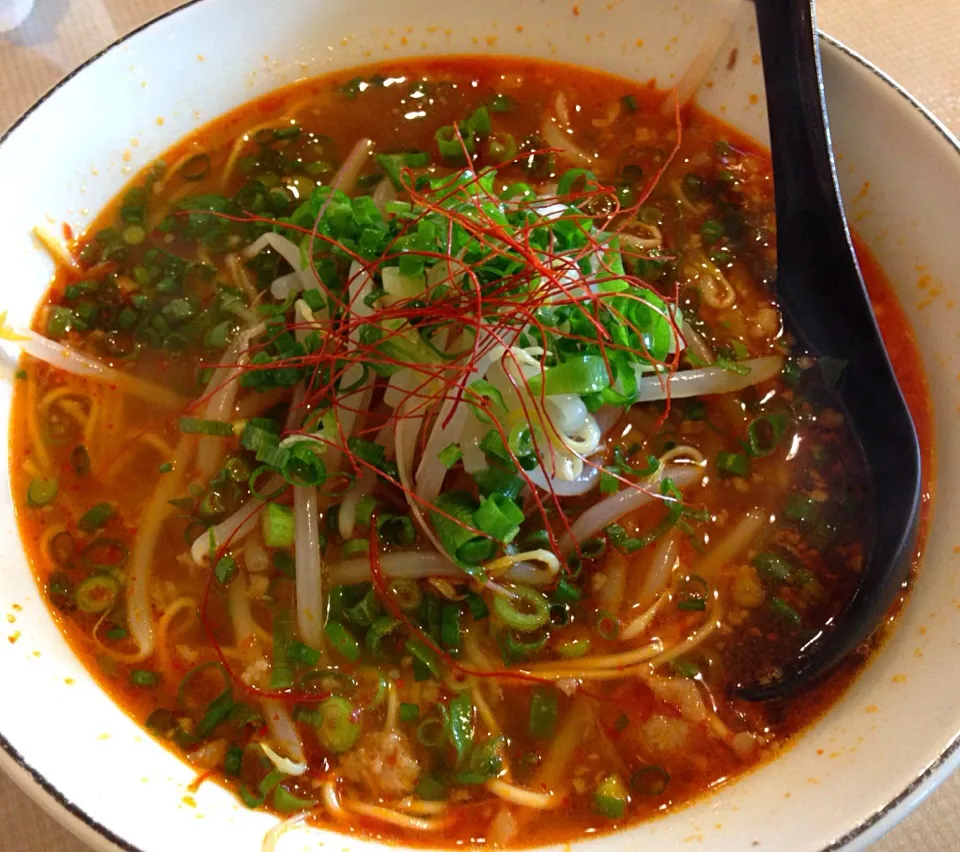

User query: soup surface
[10,57,931,847]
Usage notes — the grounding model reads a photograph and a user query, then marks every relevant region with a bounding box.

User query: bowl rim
[1,5,959,851]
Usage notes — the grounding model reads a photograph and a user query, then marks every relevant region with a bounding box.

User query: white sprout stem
[669,6,739,110]
[243,232,317,299]
[197,323,265,479]
[415,340,504,506]
[330,137,374,194]
[371,176,398,215]
[262,699,306,765]
[638,534,680,610]
[294,484,325,650]
[542,93,594,166]
[524,462,600,496]
[634,355,784,403]
[227,571,256,644]
[559,463,704,552]
[338,469,376,541]
[126,438,194,659]
[328,551,460,586]
[696,508,768,581]
[2,325,185,409]
[326,549,556,587]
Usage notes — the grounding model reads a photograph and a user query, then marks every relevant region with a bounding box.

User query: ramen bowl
[1,1,959,850]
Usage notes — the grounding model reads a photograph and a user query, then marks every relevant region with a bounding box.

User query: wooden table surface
[0,1,958,850]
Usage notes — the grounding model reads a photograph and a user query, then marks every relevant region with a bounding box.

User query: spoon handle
[753,0,867,355]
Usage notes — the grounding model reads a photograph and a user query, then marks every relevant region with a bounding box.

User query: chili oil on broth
[7,56,924,848]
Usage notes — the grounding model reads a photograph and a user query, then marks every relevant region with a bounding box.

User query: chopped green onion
[448,691,475,764]
[631,765,670,796]
[287,639,321,668]
[671,657,701,678]
[376,513,416,547]
[492,586,550,632]
[473,467,523,499]
[435,125,473,164]
[526,354,611,397]
[406,637,443,679]
[699,219,725,244]
[70,445,90,476]
[313,696,360,753]
[270,608,294,689]
[75,574,119,613]
[594,774,629,819]
[595,610,620,640]
[342,584,381,627]
[747,413,790,457]
[752,551,794,584]
[473,493,523,543]
[273,784,317,813]
[431,491,496,568]
[399,703,420,723]
[441,604,462,653]
[528,687,558,739]
[197,690,235,738]
[78,502,114,533]
[272,550,295,577]
[499,629,548,664]
[341,538,369,557]
[716,450,750,478]
[437,443,463,468]
[49,531,75,564]
[324,620,361,662]
[770,596,802,625]
[466,593,489,620]
[579,538,607,559]
[417,716,446,747]
[387,578,422,613]
[261,503,294,548]
[213,553,237,586]
[555,636,591,659]
[46,307,75,339]
[553,578,582,604]
[354,494,377,530]
[130,669,161,688]
[224,745,243,777]
[621,94,638,111]
[179,416,235,437]
[179,153,210,181]
[485,132,518,164]
[489,93,515,112]
[122,224,147,245]
[365,615,402,658]
[27,477,58,508]
[785,493,819,524]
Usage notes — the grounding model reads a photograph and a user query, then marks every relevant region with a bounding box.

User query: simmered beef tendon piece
[338,731,420,798]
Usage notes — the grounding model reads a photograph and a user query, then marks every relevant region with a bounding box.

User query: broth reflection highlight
[10,57,929,847]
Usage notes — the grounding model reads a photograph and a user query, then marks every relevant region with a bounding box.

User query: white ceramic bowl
[2,2,959,850]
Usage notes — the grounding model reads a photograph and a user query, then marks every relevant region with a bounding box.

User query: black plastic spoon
[738,0,922,700]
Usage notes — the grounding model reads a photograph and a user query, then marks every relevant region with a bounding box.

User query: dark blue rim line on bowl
[0,6,958,852]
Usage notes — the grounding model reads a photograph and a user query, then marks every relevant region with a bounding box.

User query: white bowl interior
[1,2,959,850]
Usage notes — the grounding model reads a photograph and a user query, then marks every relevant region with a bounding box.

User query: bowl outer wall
[0,1,959,851]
